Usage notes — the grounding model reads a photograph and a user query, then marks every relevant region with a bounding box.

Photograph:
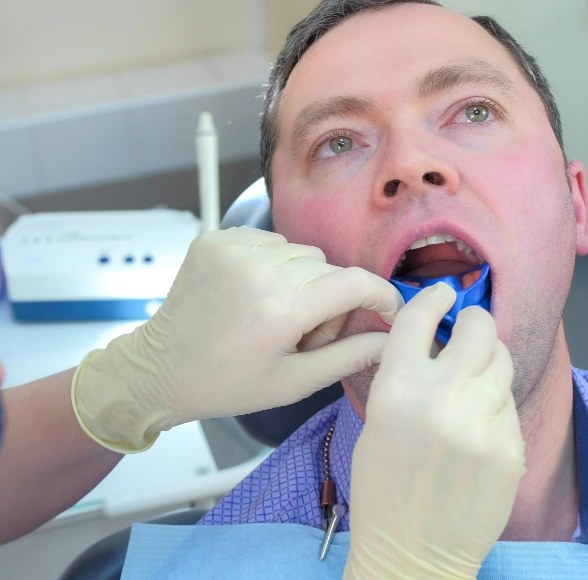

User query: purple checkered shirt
[199,396,362,531]
[200,367,588,535]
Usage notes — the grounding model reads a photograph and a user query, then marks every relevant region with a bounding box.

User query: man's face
[270,4,587,419]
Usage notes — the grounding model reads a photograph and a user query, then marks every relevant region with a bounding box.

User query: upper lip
[385,223,488,280]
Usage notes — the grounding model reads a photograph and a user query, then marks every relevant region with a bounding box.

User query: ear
[568,160,588,255]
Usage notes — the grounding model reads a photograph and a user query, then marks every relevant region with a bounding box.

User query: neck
[501,326,578,541]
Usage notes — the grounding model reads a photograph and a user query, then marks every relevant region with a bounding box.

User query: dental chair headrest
[220,177,272,231]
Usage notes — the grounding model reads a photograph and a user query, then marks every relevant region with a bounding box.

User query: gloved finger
[466,365,525,522]
[297,313,348,351]
[282,332,390,396]
[486,397,524,481]
[297,269,402,349]
[490,339,515,399]
[200,226,287,246]
[476,339,515,417]
[254,243,327,264]
[296,267,404,335]
[436,306,497,379]
[180,228,288,276]
[494,394,526,480]
[195,243,329,287]
[383,283,456,368]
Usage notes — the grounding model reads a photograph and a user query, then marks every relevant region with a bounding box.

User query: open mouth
[389,233,491,344]
[390,233,485,289]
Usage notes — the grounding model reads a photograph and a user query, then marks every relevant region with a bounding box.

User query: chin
[342,365,378,420]
[336,311,382,415]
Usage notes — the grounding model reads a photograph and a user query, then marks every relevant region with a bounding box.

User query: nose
[375,132,460,202]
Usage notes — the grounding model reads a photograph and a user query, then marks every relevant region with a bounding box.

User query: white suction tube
[196,111,220,232]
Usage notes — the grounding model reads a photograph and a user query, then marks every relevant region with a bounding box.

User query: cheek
[273,193,330,240]
[272,187,366,267]
[475,141,568,225]
[479,145,574,331]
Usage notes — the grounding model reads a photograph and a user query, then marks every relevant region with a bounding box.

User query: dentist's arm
[345,284,525,579]
[70,227,402,453]
[0,227,403,543]
[0,371,122,545]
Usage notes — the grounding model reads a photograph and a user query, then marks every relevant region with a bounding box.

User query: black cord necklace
[318,423,346,560]
[320,423,336,529]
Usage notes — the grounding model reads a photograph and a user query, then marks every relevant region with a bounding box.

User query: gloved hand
[344,283,525,579]
[72,226,403,453]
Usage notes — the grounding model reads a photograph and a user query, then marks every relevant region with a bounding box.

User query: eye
[330,136,353,154]
[310,130,362,160]
[446,98,505,127]
[465,104,490,123]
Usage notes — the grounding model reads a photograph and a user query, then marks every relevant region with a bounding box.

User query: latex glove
[344,283,525,580]
[72,226,403,453]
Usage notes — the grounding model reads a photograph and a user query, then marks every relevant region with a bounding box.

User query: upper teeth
[408,234,475,256]
[394,233,482,275]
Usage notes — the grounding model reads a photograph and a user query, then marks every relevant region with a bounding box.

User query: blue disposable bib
[121,522,588,579]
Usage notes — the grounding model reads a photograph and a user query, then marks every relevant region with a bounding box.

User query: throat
[400,260,478,279]
[395,240,481,280]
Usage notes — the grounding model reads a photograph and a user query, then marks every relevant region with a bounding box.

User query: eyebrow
[290,95,376,151]
[287,60,515,153]
[415,59,516,100]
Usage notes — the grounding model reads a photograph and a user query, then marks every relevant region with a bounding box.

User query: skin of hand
[344,283,525,579]
[0,370,123,544]
[71,226,403,452]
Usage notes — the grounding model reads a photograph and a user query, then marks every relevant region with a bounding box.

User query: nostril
[423,172,445,186]
[384,179,401,197]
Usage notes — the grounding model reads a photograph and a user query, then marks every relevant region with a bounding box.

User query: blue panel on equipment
[10,299,163,322]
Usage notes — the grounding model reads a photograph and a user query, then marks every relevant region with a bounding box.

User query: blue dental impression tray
[390,263,491,344]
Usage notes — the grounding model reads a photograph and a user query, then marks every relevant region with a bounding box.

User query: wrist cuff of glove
[71,349,160,454]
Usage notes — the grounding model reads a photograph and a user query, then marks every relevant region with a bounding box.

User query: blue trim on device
[10,299,163,321]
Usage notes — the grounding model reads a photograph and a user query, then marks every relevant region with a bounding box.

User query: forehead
[280,4,531,115]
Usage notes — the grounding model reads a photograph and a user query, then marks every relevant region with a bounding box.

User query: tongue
[398,242,479,279]
[401,260,475,278]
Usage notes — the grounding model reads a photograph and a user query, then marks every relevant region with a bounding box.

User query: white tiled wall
[34,110,136,193]
[0,127,40,196]
[0,49,270,199]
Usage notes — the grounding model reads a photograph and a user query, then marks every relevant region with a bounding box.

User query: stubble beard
[341,279,572,436]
